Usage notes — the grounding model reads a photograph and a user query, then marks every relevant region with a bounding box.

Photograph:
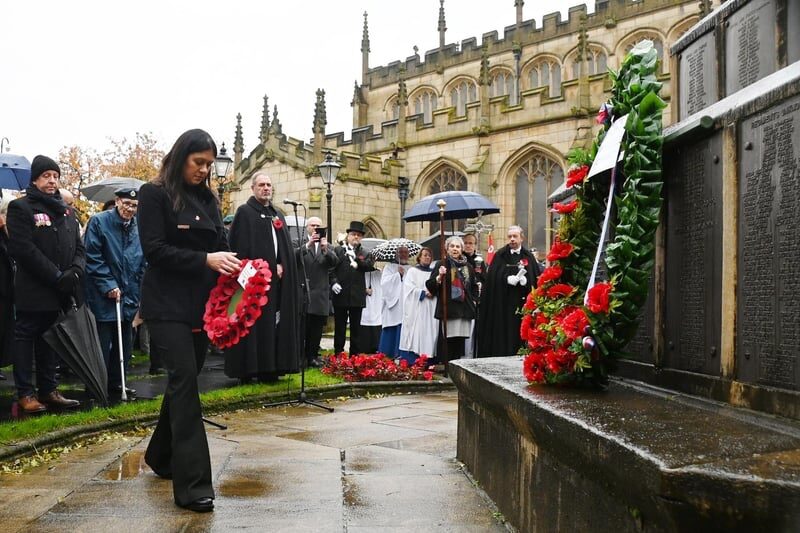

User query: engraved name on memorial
[665,136,722,375]
[680,33,717,120]
[724,0,776,95]
[737,94,800,390]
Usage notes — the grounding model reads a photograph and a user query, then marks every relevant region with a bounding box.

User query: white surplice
[399,266,438,357]
[380,262,405,328]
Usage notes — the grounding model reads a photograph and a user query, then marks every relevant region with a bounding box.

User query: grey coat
[298,240,338,316]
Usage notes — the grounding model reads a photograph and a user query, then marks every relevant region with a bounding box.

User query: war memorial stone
[450,1,800,531]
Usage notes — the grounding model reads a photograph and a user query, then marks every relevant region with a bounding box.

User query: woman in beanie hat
[6,155,83,413]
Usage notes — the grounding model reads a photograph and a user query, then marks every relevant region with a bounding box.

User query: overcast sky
[2,0,582,163]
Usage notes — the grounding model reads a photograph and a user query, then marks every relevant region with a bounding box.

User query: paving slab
[0,391,507,532]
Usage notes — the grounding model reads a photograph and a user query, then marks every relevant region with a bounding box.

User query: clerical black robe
[476,245,540,357]
[224,197,300,378]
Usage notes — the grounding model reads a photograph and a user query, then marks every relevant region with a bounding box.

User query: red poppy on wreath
[202,258,273,349]
[566,164,590,188]
[551,200,579,214]
[522,291,537,311]
[272,218,284,230]
[546,283,575,299]
[586,282,613,314]
[537,265,563,287]
[547,238,574,262]
[558,307,589,340]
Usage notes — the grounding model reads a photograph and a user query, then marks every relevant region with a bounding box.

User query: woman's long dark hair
[155,129,217,212]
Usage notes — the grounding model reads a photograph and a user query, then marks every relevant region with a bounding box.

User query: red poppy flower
[551,200,579,214]
[546,283,575,298]
[523,291,537,311]
[537,265,563,287]
[566,165,590,188]
[273,218,284,230]
[586,282,613,314]
[547,239,574,262]
[520,258,528,267]
[559,307,589,340]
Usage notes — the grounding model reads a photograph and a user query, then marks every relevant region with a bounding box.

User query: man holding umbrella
[83,187,146,397]
[7,155,83,413]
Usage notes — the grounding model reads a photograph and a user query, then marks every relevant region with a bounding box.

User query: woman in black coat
[426,236,479,367]
[138,129,240,513]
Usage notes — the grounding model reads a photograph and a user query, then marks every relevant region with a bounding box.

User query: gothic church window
[412,90,438,124]
[386,96,400,120]
[528,60,561,97]
[568,46,608,79]
[514,153,564,253]
[427,166,468,234]
[489,71,514,98]
[449,80,477,117]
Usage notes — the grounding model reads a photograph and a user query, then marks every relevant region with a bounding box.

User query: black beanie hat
[30,155,61,181]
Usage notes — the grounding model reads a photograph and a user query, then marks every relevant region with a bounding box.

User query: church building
[229,0,712,254]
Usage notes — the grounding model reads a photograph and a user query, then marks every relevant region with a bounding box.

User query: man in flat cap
[83,187,146,397]
[7,155,83,413]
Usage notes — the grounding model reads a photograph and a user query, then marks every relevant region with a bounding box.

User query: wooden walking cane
[437,199,448,364]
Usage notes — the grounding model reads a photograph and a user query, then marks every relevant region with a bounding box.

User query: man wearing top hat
[83,187,146,396]
[330,220,375,354]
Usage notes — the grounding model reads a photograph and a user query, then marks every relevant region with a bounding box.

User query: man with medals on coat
[224,172,301,382]
[477,225,541,357]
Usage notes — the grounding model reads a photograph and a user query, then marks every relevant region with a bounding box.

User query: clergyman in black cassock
[477,226,541,357]
[224,174,301,381]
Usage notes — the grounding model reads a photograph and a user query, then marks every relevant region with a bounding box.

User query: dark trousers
[304,314,327,363]
[97,320,133,389]
[144,321,213,506]
[334,306,363,354]
[13,310,59,398]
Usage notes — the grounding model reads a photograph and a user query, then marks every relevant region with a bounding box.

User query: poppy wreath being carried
[520,41,665,387]
[203,258,272,349]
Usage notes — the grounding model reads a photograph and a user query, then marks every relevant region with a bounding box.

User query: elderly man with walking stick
[84,187,146,398]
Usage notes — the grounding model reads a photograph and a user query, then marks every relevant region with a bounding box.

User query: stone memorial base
[449,358,800,533]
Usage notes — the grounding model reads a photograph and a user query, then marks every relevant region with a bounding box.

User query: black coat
[298,238,338,316]
[7,192,85,312]
[330,244,375,308]
[137,182,228,328]
[224,197,301,377]
[0,231,14,366]
[426,258,479,321]
[477,245,541,357]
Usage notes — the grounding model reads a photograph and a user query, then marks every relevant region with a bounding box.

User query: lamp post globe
[318,152,341,240]
[214,143,234,212]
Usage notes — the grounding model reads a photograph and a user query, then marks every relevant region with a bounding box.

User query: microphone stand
[263,202,334,413]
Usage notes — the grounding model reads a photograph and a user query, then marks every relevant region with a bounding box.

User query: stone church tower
[231,0,709,254]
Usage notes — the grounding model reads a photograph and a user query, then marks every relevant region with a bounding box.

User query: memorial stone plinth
[450,358,800,533]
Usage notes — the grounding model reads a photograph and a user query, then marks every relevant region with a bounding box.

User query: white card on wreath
[237,262,257,289]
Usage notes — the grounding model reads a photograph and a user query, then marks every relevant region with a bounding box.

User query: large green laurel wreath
[520,41,665,386]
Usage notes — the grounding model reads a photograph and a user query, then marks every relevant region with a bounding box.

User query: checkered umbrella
[371,238,422,262]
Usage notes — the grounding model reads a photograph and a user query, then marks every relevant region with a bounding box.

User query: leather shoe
[18,395,47,414]
[110,385,137,396]
[39,390,80,409]
[180,497,214,513]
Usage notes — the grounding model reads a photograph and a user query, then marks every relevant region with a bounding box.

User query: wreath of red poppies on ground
[203,258,272,348]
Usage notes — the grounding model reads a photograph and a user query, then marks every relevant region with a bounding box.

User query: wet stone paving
[0,391,507,532]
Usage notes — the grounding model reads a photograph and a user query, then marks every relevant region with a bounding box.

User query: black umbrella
[43,302,109,406]
[403,190,500,222]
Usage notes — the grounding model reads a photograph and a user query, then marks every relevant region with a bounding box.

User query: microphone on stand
[283,198,303,206]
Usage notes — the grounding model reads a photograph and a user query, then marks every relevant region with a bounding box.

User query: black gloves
[56,267,81,295]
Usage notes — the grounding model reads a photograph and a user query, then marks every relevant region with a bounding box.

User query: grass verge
[0,369,342,446]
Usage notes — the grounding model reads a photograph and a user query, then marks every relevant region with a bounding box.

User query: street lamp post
[213,143,234,214]
[318,152,341,239]
[0,138,9,153]
[397,176,410,238]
